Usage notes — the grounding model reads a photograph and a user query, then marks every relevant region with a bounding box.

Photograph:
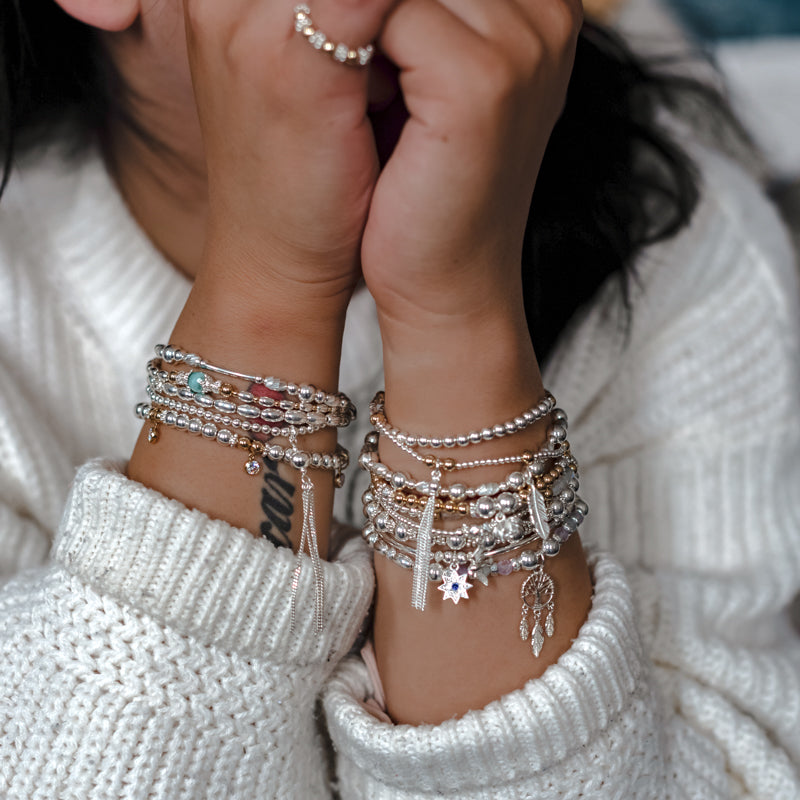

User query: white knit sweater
[0,143,798,799]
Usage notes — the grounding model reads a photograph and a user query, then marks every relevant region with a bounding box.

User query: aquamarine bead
[188,371,206,394]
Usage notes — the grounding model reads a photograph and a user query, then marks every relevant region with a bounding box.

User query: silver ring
[294,5,376,67]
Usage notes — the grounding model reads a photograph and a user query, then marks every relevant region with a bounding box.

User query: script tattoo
[260,457,296,549]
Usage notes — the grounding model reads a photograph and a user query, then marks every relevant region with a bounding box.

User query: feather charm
[528,479,551,541]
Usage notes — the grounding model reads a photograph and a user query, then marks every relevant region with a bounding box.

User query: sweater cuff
[54,460,374,665]
[323,550,654,796]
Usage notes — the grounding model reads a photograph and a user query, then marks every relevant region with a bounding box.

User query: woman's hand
[182,0,396,315]
[359,0,591,725]
[362,0,582,331]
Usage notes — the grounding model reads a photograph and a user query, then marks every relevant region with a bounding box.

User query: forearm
[127,264,347,554]
[372,306,593,725]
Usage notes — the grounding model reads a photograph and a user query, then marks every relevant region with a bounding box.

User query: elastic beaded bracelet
[138,346,356,636]
[369,390,555,448]
[156,344,356,413]
[359,392,588,658]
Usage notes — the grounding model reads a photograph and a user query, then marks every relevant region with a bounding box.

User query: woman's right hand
[182,0,396,316]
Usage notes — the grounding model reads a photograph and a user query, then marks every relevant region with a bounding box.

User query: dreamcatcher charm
[519,565,555,658]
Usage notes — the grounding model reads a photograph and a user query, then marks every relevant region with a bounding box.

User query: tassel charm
[289,469,325,635]
[411,468,441,611]
[519,563,555,658]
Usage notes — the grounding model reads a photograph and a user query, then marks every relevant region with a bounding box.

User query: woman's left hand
[361,0,582,339]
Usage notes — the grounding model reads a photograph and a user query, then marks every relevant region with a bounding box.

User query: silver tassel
[411,468,440,611]
[289,468,325,634]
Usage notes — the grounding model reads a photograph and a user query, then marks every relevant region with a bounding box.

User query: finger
[284,0,400,109]
[378,0,488,79]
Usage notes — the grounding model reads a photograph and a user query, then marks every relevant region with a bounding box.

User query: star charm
[438,568,473,604]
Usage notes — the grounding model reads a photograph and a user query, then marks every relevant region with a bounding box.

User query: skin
[58,0,593,725]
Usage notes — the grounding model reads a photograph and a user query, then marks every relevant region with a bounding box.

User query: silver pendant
[519,566,555,658]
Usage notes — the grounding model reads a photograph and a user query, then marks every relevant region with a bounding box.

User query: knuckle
[549,0,584,46]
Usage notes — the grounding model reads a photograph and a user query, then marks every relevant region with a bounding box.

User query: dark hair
[0,3,744,363]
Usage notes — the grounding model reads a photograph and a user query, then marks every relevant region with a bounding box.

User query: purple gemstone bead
[497,560,514,576]
[552,526,571,543]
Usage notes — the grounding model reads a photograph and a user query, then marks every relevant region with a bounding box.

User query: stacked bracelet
[359,392,588,658]
[137,344,356,634]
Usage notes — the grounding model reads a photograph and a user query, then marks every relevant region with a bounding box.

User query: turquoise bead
[188,371,206,394]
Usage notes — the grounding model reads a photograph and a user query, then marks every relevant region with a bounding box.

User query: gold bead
[220,383,235,397]
[442,458,456,472]
[544,488,553,498]
[424,455,437,469]
[444,501,455,514]
[522,451,534,464]
[458,503,469,515]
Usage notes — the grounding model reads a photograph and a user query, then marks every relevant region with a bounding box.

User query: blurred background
[584,0,800,251]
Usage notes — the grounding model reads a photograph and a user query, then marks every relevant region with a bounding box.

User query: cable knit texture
[0,143,799,799]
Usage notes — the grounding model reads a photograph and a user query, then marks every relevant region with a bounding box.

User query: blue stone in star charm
[438,568,473,604]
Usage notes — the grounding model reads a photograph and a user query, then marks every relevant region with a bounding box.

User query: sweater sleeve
[322,151,800,799]
[0,460,374,799]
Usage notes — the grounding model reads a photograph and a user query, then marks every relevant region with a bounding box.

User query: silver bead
[365,502,379,517]
[504,421,517,434]
[175,414,189,430]
[548,424,567,442]
[367,532,380,545]
[510,558,521,572]
[163,346,175,362]
[559,488,575,503]
[553,407,568,424]
[481,428,494,441]
[514,417,527,429]
[447,534,465,550]
[164,411,177,426]
[549,499,565,516]
[575,499,589,516]
[285,411,305,425]
[430,437,443,448]
[391,472,407,489]
[195,394,213,408]
[443,437,456,448]
[214,399,236,414]
[375,540,388,554]
[456,435,470,447]
[268,445,284,460]
[493,424,506,438]
[362,491,374,505]
[429,564,443,582]
[375,514,389,532]
[216,430,233,445]
[298,385,314,401]
[483,534,497,548]
[468,431,482,445]
[188,419,202,434]
[291,452,309,469]
[202,423,217,438]
[394,524,408,541]
[474,496,496,518]
[497,493,518,514]
[448,483,467,500]
[520,550,537,569]
[184,354,201,367]
[396,555,413,570]
[542,539,561,557]
[507,471,525,489]
[477,482,500,497]
[523,410,535,422]
[530,461,547,476]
